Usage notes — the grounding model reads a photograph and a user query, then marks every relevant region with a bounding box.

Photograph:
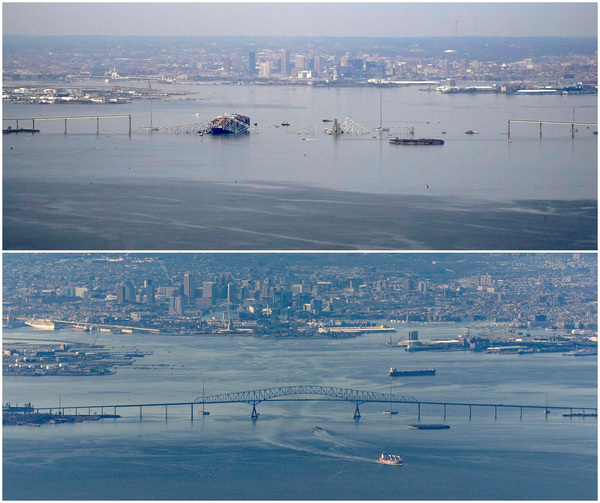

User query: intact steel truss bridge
[28,385,596,422]
[195,385,417,419]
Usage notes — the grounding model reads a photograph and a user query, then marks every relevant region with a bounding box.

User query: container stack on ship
[209,114,250,135]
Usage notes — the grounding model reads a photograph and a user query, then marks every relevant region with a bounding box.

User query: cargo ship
[24,318,56,330]
[379,452,403,465]
[209,114,250,135]
[389,137,444,145]
[388,366,435,377]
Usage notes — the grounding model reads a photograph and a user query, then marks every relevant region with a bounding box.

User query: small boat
[322,118,333,122]
[465,130,480,134]
[379,452,403,465]
[281,122,290,126]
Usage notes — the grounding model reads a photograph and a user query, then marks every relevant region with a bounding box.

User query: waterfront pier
[18,386,597,423]
[3,114,132,135]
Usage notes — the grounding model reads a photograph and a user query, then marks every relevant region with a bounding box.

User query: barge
[388,367,436,377]
[389,137,444,145]
[408,424,450,429]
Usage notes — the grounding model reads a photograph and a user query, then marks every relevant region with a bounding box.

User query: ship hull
[389,369,436,377]
[25,319,55,330]
[389,138,444,145]
[209,114,250,135]
[408,424,450,429]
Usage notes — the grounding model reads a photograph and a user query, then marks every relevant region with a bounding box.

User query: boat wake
[263,426,380,464]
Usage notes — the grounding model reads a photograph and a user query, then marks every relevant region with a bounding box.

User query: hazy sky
[3,2,598,38]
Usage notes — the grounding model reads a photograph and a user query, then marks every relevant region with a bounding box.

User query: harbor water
[3,84,597,250]
[3,325,597,500]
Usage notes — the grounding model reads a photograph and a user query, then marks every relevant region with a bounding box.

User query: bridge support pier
[353,404,361,419]
[251,404,259,420]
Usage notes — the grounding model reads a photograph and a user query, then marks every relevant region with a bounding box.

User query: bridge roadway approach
[31,385,597,421]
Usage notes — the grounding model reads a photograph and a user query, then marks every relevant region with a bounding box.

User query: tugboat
[379,452,403,465]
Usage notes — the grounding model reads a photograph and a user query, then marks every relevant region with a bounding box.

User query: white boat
[379,452,403,465]
[25,318,55,330]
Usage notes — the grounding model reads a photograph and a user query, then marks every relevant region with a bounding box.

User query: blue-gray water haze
[3,84,597,249]
[2,324,597,500]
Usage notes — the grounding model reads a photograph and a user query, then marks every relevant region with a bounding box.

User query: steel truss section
[194,385,418,406]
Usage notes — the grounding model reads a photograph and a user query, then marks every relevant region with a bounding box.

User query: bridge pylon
[353,404,361,419]
[251,404,260,420]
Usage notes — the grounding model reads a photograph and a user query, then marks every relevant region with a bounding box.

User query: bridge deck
[25,385,597,419]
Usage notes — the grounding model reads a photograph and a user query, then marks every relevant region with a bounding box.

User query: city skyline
[3,2,598,38]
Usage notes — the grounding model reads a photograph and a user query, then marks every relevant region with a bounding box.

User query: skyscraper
[313,54,321,76]
[248,52,256,76]
[169,295,183,316]
[143,279,155,304]
[183,273,195,304]
[280,49,289,76]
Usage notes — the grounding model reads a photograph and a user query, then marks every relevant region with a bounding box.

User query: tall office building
[143,279,155,304]
[258,61,271,78]
[203,281,216,299]
[169,295,183,316]
[183,273,195,304]
[294,54,306,73]
[313,54,322,75]
[280,49,289,76]
[227,283,238,305]
[248,52,256,76]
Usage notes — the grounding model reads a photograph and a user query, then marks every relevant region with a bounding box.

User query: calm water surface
[3,325,597,500]
[4,84,597,200]
[3,84,597,250]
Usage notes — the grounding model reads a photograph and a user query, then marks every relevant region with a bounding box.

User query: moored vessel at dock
[24,319,56,330]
